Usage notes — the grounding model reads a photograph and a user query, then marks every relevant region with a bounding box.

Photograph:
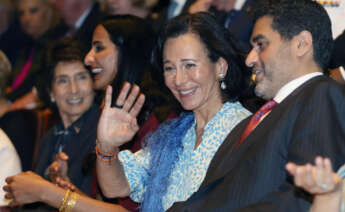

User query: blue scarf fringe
[140,112,194,212]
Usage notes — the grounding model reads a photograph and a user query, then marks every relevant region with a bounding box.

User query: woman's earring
[51,97,55,103]
[219,74,226,90]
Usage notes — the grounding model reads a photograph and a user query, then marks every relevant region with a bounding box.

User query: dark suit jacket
[48,3,103,53]
[213,0,256,50]
[168,76,345,212]
[149,0,196,32]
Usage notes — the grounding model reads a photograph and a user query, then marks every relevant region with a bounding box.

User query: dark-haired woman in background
[84,15,178,210]
[84,14,177,153]
[96,12,252,211]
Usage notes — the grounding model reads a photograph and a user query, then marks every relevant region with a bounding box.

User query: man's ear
[294,30,313,57]
[216,57,228,77]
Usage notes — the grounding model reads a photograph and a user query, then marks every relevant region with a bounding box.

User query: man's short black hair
[253,0,333,70]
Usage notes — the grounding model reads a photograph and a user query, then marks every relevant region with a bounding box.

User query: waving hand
[97,83,145,151]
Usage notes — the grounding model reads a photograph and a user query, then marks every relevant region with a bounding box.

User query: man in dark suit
[150,0,196,32]
[329,30,345,84]
[168,0,345,211]
[49,0,103,52]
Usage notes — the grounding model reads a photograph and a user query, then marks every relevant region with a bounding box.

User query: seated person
[0,50,21,207]
[95,12,251,211]
[34,38,99,196]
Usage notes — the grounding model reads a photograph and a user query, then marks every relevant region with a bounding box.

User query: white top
[0,129,21,206]
[273,72,323,103]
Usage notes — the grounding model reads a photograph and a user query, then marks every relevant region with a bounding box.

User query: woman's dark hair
[100,15,155,100]
[152,12,251,102]
[38,38,90,109]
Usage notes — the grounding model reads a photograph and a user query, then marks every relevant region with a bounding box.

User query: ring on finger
[320,183,328,190]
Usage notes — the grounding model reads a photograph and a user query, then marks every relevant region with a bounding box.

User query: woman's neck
[193,99,224,148]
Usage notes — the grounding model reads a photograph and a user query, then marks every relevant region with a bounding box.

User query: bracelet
[95,141,118,163]
[64,192,78,212]
[59,189,71,212]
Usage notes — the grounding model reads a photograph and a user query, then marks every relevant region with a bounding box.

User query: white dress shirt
[274,72,323,103]
[0,129,21,206]
[258,72,323,122]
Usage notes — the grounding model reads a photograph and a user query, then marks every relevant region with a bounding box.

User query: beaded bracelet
[95,142,118,163]
[59,189,71,212]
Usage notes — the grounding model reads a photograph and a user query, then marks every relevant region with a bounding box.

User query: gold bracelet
[59,189,71,212]
[64,191,78,212]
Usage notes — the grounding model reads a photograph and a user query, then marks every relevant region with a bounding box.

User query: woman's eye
[95,45,104,52]
[77,73,89,81]
[164,66,174,72]
[185,63,196,69]
[55,78,68,85]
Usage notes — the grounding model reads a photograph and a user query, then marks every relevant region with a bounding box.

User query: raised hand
[286,157,343,195]
[97,83,145,152]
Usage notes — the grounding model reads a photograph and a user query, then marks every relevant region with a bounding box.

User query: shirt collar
[274,72,323,103]
[54,104,96,135]
[171,0,187,17]
[74,5,92,30]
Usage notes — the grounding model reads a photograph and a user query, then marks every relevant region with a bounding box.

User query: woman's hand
[97,83,145,152]
[286,157,343,195]
[3,171,49,206]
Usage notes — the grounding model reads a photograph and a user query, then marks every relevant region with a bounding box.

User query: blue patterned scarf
[140,112,194,212]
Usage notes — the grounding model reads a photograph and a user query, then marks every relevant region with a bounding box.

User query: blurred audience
[149,0,196,32]
[50,0,104,52]
[0,0,57,114]
[0,0,14,36]
[105,0,157,18]
[317,0,345,84]
[189,0,256,49]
